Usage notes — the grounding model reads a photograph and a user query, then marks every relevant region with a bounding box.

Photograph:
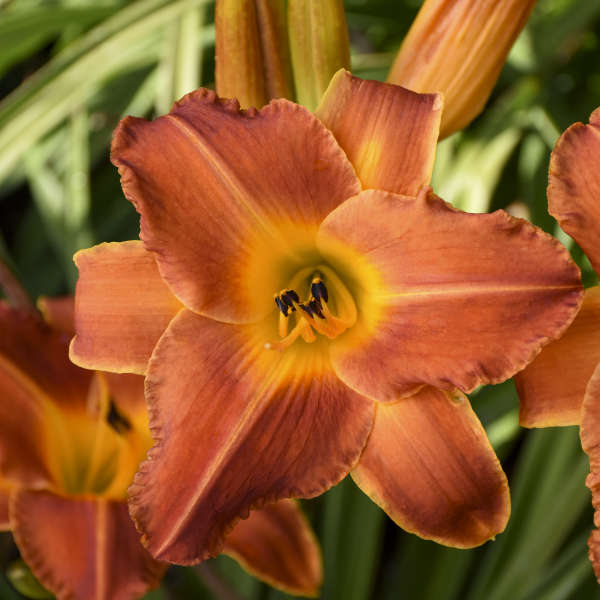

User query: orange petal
[223,499,322,597]
[0,355,56,487]
[129,309,373,563]
[579,363,600,582]
[548,107,600,275]
[11,490,165,600]
[352,386,509,547]
[318,188,583,401]
[0,302,91,407]
[111,89,360,323]
[0,479,12,530]
[589,531,600,583]
[71,241,182,374]
[515,286,600,427]
[0,303,93,487]
[315,70,442,195]
[37,296,75,335]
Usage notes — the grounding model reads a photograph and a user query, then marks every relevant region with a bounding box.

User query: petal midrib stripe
[376,283,581,301]
[165,114,289,247]
[153,340,286,556]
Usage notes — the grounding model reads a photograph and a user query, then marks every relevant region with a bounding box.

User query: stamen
[266,265,357,351]
[311,278,328,303]
[279,310,289,338]
[106,399,132,435]
[319,266,357,327]
[282,290,299,306]
[299,303,314,318]
[274,296,289,317]
[300,323,317,343]
[320,302,350,330]
[309,299,325,319]
[265,321,306,351]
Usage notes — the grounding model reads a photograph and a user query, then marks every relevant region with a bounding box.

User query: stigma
[265,267,357,351]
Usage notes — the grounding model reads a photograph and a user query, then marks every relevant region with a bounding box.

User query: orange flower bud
[288,0,350,110]
[215,0,293,108]
[387,0,537,138]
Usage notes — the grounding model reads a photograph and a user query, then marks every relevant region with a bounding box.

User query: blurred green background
[1,0,600,598]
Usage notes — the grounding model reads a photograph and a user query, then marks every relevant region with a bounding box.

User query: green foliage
[1,0,600,598]
[5,560,52,599]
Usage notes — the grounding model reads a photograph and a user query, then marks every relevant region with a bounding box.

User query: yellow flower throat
[265,264,357,351]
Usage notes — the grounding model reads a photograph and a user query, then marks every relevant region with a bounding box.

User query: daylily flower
[387,0,538,138]
[0,297,322,599]
[70,70,583,563]
[513,107,600,579]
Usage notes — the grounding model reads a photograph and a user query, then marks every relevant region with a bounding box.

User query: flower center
[53,376,150,500]
[265,264,357,351]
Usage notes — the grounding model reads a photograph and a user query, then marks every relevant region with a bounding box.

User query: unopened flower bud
[388,0,537,138]
[216,0,293,108]
[288,0,350,111]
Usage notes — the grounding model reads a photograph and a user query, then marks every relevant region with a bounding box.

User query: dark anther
[311,279,328,303]
[309,299,325,319]
[281,290,298,311]
[299,303,314,318]
[106,399,132,435]
[275,296,289,317]
[281,294,294,307]
[284,289,299,303]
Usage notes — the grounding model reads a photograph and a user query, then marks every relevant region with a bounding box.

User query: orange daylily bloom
[513,107,600,580]
[70,70,582,563]
[0,298,322,599]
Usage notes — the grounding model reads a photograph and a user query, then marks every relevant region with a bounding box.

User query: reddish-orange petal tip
[71,241,181,375]
[316,70,442,195]
[11,491,165,600]
[0,301,91,407]
[352,387,510,547]
[589,530,600,583]
[0,302,93,487]
[129,309,373,563]
[548,107,600,276]
[37,296,75,335]
[515,286,600,427]
[111,90,359,323]
[319,188,583,401]
[223,500,322,597]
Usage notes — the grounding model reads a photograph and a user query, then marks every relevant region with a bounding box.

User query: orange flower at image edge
[70,70,583,563]
[0,298,322,600]
[514,107,600,580]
